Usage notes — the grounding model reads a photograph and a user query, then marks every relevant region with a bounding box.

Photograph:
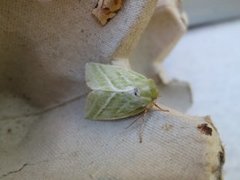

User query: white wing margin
[85,63,147,91]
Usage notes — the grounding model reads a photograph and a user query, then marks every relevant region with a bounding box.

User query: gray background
[164,19,240,180]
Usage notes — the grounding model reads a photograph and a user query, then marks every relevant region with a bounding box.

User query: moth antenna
[153,102,169,112]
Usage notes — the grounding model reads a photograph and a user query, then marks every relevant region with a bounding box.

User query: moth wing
[85,63,148,91]
[85,91,150,120]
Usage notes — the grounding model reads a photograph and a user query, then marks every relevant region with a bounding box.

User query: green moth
[85,62,167,120]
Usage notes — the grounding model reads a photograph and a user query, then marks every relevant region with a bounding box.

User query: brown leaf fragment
[92,0,124,25]
[197,123,212,136]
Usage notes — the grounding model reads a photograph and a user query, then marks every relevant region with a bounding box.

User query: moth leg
[125,109,147,143]
[153,102,169,112]
[139,108,148,143]
[125,114,143,129]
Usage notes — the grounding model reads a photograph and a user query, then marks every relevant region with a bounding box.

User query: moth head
[140,79,158,100]
[148,79,159,100]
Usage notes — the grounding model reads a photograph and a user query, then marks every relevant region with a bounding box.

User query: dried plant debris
[214,145,225,180]
[92,0,124,25]
[197,123,213,136]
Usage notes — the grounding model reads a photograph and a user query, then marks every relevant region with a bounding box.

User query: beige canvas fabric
[0,98,224,180]
[0,0,157,108]
[0,0,224,179]
[130,0,187,79]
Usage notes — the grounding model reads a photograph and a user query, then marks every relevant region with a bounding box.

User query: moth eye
[133,88,140,96]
